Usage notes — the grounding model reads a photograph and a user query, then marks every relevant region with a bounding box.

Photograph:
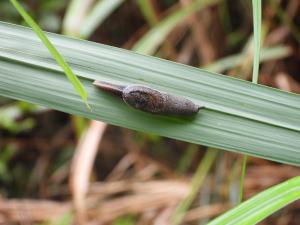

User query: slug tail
[197,105,205,111]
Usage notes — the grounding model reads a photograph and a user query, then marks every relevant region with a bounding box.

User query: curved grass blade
[207,176,300,225]
[10,0,90,109]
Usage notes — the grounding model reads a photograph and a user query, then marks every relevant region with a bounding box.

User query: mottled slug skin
[122,86,165,114]
[122,85,200,115]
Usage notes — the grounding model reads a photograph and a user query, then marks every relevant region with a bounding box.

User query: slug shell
[94,81,202,116]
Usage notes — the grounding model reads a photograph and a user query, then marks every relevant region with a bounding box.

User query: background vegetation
[0,0,300,224]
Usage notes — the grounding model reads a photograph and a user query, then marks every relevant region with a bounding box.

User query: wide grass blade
[207,176,300,225]
[0,22,300,166]
[9,0,89,108]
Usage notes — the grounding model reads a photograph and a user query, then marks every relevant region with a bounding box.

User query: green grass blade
[132,0,220,55]
[9,0,89,109]
[207,176,300,225]
[252,0,262,84]
[80,0,126,38]
[0,22,300,166]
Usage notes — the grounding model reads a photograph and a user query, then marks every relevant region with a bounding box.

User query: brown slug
[93,81,203,116]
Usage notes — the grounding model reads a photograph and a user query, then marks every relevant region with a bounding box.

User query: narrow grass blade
[10,0,89,109]
[252,0,262,84]
[207,176,300,225]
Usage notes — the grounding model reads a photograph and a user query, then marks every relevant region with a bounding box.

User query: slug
[93,81,203,116]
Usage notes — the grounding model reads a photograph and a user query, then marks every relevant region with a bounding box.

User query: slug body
[94,81,202,116]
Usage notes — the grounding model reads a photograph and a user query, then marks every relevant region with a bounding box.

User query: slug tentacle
[94,81,202,116]
[93,80,125,97]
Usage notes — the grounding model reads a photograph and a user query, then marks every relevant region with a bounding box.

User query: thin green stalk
[251,0,262,83]
[171,148,218,225]
[239,0,261,205]
[10,0,90,109]
[239,155,248,203]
